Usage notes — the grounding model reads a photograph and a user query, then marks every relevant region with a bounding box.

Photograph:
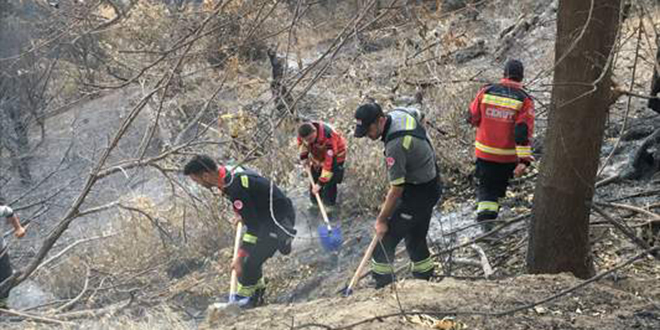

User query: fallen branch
[595,201,660,220]
[0,308,72,326]
[441,218,498,237]
[56,291,136,321]
[432,213,530,258]
[648,202,660,209]
[591,205,660,260]
[595,174,620,188]
[20,299,67,313]
[470,244,494,279]
[451,258,482,268]
[606,188,660,202]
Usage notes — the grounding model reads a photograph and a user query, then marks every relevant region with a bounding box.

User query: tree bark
[267,48,294,118]
[527,0,621,279]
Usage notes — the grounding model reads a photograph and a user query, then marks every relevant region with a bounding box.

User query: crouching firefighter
[468,59,535,233]
[353,103,442,289]
[297,121,347,214]
[183,155,296,308]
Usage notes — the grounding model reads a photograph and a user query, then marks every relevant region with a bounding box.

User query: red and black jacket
[468,78,534,164]
[297,121,347,184]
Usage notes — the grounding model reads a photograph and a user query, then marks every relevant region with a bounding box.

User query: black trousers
[309,161,345,206]
[371,177,442,288]
[237,230,278,298]
[475,159,516,224]
[238,204,296,298]
[0,251,12,300]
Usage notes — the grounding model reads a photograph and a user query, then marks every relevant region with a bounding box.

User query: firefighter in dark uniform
[353,103,442,289]
[183,155,296,308]
[468,59,535,232]
[297,121,347,212]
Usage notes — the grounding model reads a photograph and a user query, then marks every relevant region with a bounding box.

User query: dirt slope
[202,274,659,330]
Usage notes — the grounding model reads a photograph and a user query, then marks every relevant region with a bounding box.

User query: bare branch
[0,308,73,326]
[33,232,120,276]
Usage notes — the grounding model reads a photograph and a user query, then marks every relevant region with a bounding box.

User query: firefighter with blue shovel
[297,121,346,252]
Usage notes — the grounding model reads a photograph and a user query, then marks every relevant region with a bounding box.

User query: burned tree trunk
[648,40,660,114]
[527,0,621,279]
[622,128,660,180]
[267,49,295,118]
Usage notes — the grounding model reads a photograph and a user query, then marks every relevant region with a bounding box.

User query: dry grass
[35,193,235,306]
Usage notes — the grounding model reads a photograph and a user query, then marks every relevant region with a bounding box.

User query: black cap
[354,103,383,138]
[504,59,524,82]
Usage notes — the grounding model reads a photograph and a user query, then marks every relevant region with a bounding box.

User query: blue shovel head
[318,225,342,251]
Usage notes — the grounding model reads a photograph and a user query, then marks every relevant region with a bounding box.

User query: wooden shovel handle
[229,222,243,297]
[347,234,379,293]
[306,167,332,229]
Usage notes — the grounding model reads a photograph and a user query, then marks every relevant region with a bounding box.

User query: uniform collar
[499,78,523,88]
[313,122,323,144]
[218,166,232,189]
[380,115,392,142]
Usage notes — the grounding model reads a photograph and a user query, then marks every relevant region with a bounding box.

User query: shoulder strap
[384,110,438,167]
[384,109,431,145]
[226,165,261,189]
[385,128,430,145]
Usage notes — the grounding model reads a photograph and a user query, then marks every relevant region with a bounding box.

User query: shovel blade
[318,225,342,251]
[341,287,353,297]
[207,302,241,318]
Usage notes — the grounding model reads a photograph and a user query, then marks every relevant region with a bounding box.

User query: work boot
[480,222,494,234]
[228,294,258,309]
[477,218,496,234]
[373,273,396,289]
[254,288,266,307]
[477,210,499,234]
[412,269,434,281]
[278,237,292,255]
[277,230,295,255]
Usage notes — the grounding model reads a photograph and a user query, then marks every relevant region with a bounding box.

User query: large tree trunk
[526,0,621,279]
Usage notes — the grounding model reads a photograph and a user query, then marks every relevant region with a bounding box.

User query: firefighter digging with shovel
[297,121,346,255]
[183,155,297,310]
[344,102,442,294]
